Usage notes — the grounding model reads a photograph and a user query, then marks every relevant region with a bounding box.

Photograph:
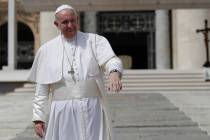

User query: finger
[107,84,111,91]
[35,129,43,137]
[112,83,117,92]
[113,81,120,92]
[36,129,43,137]
[110,82,114,91]
[115,82,122,93]
[119,83,122,90]
[112,84,116,92]
[116,82,121,91]
[118,82,122,91]
[105,83,109,91]
[42,124,46,137]
[35,125,44,138]
[108,81,114,91]
[108,79,121,93]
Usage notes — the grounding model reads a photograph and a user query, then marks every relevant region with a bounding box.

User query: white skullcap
[55,4,75,14]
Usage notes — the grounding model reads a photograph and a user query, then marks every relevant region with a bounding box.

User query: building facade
[1,0,210,71]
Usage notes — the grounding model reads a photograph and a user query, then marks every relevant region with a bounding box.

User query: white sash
[51,79,101,100]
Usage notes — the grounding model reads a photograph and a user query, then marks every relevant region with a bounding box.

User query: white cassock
[28,31,123,140]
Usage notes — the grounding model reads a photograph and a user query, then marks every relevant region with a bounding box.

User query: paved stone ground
[1,91,210,140]
[0,92,36,140]
[162,91,210,135]
[108,93,210,140]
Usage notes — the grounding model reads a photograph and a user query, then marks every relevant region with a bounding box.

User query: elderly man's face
[54,10,78,39]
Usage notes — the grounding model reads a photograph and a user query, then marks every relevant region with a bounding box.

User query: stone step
[121,70,203,75]
[115,75,204,79]
[121,79,204,83]
[23,83,35,88]
[122,83,210,86]
[0,137,16,140]
[106,70,204,78]
[0,121,32,129]
[14,85,210,94]
[14,88,35,93]
[120,72,203,76]
[161,92,210,135]
[120,86,210,90]
[110,93,197,127]
[103,70,208,93]
[113,118,198,127]
[19,69,209,94]
[11,137,39,140]
[0,123,38,140]
[115,134,210,140]
[1,89,210,140]
[5,127,210,140]
[112,110,191,121]
[109,102,178,110]
[107,93,178,109]
[0,128,35,137]
[114,126,208,135]
[106,88,210,94]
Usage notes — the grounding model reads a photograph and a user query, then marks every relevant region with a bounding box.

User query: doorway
[97,11,155,69]
[103,32,149,69]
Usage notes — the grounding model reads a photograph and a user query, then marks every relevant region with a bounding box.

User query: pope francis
[28,4,123,140]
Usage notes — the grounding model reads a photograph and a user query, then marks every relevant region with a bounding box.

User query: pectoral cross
[68,67,75,74]
[68,67,76,83]
[196,19,210,67]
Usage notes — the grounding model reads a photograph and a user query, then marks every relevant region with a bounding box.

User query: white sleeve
[105,56,123,74]
[32,84,49,123]
[94,35,116,66]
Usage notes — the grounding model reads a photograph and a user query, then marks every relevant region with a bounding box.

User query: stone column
[83,12,97,33]
[3,0,17,70]
[155,10,170,69]
[40,12,59,45]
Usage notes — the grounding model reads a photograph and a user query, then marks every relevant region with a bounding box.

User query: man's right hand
[34,121,45,138]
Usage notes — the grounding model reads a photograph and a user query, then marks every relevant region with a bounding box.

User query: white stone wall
[172,9,210,70]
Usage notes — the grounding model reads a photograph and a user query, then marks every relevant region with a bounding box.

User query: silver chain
[61,34,77,75]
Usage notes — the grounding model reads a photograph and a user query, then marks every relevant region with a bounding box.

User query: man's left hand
[107,72,122,93]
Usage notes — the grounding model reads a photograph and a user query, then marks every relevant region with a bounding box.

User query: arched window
[0,21,34,69]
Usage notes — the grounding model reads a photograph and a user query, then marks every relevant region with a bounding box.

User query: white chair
[118,55,132,69]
